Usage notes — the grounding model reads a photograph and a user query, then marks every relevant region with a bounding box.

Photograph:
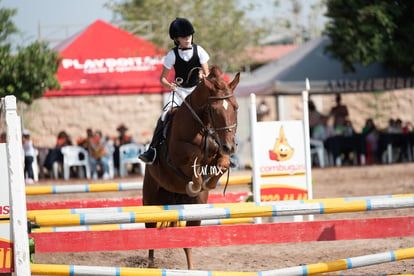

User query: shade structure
[44,20,168,97]
[235,36,412,96]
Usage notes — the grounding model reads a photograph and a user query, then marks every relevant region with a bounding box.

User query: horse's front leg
[180,145,204,197]
[186,165,204,197]
[202,154,230,190]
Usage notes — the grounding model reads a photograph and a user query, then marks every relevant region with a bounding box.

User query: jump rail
[30,216,414,253]
[30,246,414,276]
[26,181,143,195]
[32,218,254,233]
[26,192,249,210]
[25,175,250,195]
[33,196,414,226]
[26,193,414,221]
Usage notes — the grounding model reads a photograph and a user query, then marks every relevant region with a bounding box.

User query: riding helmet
[169,18,195,39]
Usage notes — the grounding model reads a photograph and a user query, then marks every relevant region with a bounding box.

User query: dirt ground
[29,163,414,274]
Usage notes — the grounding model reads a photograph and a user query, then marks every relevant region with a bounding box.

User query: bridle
[174,80,237,153]
[207,94,238,133]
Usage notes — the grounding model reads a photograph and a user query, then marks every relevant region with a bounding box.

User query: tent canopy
[235,36,411,97]
[45,20,168,97]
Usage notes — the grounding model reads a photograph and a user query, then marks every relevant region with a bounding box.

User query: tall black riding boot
[139,118,164,164]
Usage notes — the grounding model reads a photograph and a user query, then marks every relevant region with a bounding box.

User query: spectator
[113,124,134,174]
[43,131,72,177]
[257,100,270,121]
[312,114,335,142]
[394,118,403,133]
[386,118,403,133]
[22,129,36,184]
[88,130,111,180]
[329,94,349,134]
[343,119,356,137]
[362,118,379,164]
[308,99,321,137]
[402,122,413,133]
[0,132,6,143]
[77,128,93,149]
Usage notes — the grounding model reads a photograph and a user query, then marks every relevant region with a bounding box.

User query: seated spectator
[43,131,72,177]
[88,130,112,180]
[257,100,270,121]
[0,132,6,143]
[339,119,357,164]
[77,128,93,149]
[113,124,134,174]
[362,118,379,164]
[343,119,356,137]
[308,99,321,137]
[402,121,413,133]
[394,118,403,133]
[312,114,335,142]
[386,118,403,133]
[22,129,36,184]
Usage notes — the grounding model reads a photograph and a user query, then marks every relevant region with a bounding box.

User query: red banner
[0,239,13,273]
[260,184,308,202]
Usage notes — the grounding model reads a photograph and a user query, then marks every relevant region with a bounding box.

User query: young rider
[139,17,210,164]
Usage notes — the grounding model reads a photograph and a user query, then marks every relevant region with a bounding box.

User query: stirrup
[139,147,157,165]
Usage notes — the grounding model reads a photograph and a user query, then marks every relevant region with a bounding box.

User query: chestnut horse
[142,66,240,269]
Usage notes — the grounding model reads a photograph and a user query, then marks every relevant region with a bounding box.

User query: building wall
[23,94,163,147]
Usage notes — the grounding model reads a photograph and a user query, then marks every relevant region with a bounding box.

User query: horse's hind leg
[183,248,193,270]
[145,222,157,267]
[183,220,201,269]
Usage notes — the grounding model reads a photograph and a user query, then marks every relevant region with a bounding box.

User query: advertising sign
[0,143,13,272]
[254,120,308,202]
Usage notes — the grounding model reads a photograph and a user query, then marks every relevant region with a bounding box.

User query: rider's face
[176,35,192,48]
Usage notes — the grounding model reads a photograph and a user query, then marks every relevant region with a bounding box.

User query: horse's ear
[229,72,240,91]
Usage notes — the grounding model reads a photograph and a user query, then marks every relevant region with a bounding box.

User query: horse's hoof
[186,181,201,197]
[202,178,213,191]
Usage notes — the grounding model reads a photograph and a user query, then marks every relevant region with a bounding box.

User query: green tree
[0,4,61,105]
[106,0,269,72]
[0,3,18,43]
[324,0,414,73]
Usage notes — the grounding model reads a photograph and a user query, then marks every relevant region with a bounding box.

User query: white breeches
[161,86,195,121]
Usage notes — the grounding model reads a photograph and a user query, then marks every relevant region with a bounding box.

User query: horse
[142,65,240,269]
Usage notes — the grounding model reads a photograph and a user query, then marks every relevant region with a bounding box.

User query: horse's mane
[206,66,228,91]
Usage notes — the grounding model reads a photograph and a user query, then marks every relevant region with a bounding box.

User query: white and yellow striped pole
[27,193,414,221]
[34,196,414,226]
[31,247,414,275]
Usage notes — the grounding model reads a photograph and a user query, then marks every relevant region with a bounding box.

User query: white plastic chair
[310,139,326,167]
[105,140,115,179]
[61,146,91,180]
[119,143,146,177]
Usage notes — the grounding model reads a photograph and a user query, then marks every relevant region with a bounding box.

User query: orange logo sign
[268,126,294,161]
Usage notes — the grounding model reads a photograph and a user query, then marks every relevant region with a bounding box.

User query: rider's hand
[170,83,178,92]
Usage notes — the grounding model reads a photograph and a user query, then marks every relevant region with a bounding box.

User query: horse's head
[201,66,240,155]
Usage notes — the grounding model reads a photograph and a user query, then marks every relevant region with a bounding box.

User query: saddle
[155,109,194,182]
